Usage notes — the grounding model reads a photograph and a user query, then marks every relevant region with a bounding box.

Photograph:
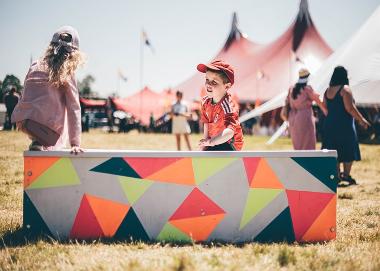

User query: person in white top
[171,91,192,150]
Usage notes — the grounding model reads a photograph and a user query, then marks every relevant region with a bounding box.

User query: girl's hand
[70,146,84,155]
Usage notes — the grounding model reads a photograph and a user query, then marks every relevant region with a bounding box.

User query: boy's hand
[199,138,214,148]
[198,138,208,150]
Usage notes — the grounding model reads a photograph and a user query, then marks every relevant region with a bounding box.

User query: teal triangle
[254,207,295,243]
[114,208,149,241]
[240,188,283,230]
[23,192,52,237]
[292,157,337,192]
[28,158,80,189]
[91,158,141,178]
[119,177,153,205]
[157,223,192,242]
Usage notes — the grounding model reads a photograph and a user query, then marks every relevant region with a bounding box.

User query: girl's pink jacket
[12,61,81,147]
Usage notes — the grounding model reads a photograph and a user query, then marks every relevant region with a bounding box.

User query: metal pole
[117,72,121,95]
[139,29,144,129]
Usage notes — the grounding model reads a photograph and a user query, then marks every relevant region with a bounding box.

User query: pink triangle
[123,157,182,178]
[286,190,335,241]
[169,188,225,220]
[243,157,261,186]
[70,194,104,239]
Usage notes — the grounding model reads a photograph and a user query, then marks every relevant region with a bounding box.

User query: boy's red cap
[197,60,234,85]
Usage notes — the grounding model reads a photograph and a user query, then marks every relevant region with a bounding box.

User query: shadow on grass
[0,226,57,248]
[1,226,328,249]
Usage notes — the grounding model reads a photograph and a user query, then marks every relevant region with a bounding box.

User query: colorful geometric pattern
[164,188,226,241]
[25,157,80,189]
[23,153,337,243]
[70,194,129,239]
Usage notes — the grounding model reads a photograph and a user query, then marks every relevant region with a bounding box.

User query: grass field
[0,130,379,270]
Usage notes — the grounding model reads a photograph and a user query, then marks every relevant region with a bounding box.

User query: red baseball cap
[197,60,234,85]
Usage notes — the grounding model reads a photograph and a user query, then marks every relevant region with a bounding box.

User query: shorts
[204,142,235,151]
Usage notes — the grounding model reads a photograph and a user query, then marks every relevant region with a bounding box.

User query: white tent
[240,5,380,124]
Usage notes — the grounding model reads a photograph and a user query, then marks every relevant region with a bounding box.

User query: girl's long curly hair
[41,44,85,88]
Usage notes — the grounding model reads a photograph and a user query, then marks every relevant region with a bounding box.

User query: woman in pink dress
[287,69,327,150]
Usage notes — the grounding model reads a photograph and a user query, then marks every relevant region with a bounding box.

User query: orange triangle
[146,158,196,185]
[301,195,337,242]
[251,158,283,189]
[86,194,130,237]
[169,214,225,241]
[24,157,60,188]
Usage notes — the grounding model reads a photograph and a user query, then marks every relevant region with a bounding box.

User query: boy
[197,60,243,151]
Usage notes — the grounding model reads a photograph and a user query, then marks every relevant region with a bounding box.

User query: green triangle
[119,176,153,205]
[28,158,80,189]
[157,223,192,242]
[239,188,283,230]
[192,157,237,185]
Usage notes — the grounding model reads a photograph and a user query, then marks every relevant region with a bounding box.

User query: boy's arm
[203,123,208,139]
[208,128,234,146]
[203,110,238,146]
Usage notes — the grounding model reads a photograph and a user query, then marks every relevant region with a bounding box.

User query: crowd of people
[2,25,376,185]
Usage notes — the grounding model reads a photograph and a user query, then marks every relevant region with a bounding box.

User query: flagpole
[140,30,144,90]
[139,29,144,130]
[118,73,121,95]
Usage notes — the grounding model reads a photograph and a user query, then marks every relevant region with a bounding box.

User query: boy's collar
[212,92,229,104]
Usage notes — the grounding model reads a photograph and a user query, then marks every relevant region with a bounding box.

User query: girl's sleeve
[65,76,81,147]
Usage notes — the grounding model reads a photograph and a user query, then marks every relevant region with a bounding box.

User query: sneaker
[29,141,43,151]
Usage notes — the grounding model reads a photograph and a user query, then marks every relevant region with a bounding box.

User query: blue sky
[0,0,379,97]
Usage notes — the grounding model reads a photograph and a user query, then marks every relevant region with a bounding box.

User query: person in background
[4,86,20,130]
[12,26,84,153]
[171,91,192,150]
[286,68,327,150]
[240,103,256,135]
[106,97,115,133]
[149,112,155,133]
[322,66,370,185]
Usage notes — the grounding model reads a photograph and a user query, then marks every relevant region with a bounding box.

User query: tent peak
[292,0,313,51]
[223,12,244,51]
[299,0,309,13]
[297,0,312,23]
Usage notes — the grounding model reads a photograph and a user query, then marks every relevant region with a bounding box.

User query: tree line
[1,74,96,101]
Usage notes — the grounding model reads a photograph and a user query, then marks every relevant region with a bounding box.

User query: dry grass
[0,130,379,271]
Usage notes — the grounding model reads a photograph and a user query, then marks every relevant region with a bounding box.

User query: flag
[118,69,128,82]
[142,30,155,53]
